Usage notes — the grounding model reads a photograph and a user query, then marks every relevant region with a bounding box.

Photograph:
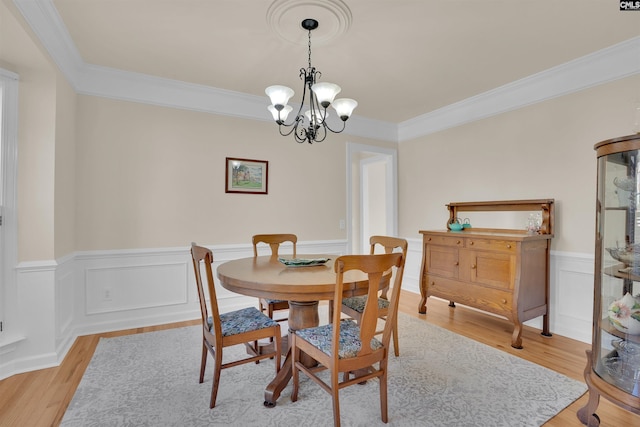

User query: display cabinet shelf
[600,322,640,345]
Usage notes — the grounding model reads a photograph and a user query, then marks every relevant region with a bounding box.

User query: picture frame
[225,157,268,194]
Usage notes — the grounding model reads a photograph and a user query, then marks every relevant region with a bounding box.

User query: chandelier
[265,19,357,144]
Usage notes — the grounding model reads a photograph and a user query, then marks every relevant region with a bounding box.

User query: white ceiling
[13,0,640,141]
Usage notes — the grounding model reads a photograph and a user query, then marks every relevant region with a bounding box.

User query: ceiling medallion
[266,0,352,46]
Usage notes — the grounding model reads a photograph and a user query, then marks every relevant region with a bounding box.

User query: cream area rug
[61,313,586,427]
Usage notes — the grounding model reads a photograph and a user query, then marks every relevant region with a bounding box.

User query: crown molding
[398,37,640,142]
[12,0,640,144]
[75,63,399,142]
[13,0,84,88]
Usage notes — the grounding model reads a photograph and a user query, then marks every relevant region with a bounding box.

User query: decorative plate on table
[278,257,330,267]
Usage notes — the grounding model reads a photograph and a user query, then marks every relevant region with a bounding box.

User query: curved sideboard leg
[418,296,427,314]
[418,241,428,314]
[510,322,523,349]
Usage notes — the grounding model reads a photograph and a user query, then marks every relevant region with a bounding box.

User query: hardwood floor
[1,291,639,426]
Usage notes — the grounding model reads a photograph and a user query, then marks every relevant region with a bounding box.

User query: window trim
[1,68,19,335]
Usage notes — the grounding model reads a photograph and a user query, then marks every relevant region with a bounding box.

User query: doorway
[346,143,398,254]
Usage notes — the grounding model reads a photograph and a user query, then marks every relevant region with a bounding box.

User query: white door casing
[346,143,398,254]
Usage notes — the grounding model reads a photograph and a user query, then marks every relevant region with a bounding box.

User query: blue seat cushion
[208,306,279,337]
[342,295,389,313]
[295,319,383,359]
[263,298,287,305]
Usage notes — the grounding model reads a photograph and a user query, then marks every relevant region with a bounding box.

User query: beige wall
[3,0,393,260]
[3,0,639,259]
[54,72,77,258]
[74,95,391,250]
[398,74,640,253]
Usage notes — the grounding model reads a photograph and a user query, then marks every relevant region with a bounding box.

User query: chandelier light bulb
[305,109,328,126]
[331,98,358,121]
[265,85,295,109]
[311,82,341,108]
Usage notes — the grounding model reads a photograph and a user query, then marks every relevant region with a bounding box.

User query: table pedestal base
[264,300,319,407]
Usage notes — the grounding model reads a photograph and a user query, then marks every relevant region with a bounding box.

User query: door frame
[346,143,398,254]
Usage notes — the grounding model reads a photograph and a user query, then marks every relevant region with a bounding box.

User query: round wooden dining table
[216,254,374,407]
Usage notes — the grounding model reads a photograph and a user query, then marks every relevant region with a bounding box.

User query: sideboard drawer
[426,275,513,315]
[423,234,464,247]
[466,238,517,253]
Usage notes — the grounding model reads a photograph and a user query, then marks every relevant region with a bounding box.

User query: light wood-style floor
[1,291,639,426]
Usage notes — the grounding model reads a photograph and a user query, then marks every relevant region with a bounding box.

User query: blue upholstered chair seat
[295,319,383,359]
[342,295,389,313]
[208,306,279,337]
[263,298,286,305]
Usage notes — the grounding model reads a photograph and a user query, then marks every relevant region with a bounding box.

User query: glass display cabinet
[578,134,640,425]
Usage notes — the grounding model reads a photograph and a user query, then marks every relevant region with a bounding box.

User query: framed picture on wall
[225,157,268,194]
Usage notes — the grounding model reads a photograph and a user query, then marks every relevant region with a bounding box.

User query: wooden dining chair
[340,236,408,357]
[190,243,282,408]
[252,233,297,321]
[291,252,405,427]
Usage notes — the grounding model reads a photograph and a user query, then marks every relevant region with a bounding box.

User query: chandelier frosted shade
[268,104,293,122]
[265,85,295,109]
[310,82,341,107]
[332,98,358,121]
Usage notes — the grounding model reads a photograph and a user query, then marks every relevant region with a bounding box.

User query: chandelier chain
[308,28,312,70]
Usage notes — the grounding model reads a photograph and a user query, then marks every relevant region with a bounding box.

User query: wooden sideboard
[418,199,554,349]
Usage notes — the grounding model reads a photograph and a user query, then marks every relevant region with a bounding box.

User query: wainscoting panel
[85,262,189,315]
[71,240,347,337]
[3,240,593,380]
[55,254,76,357]
[8,262,59,376]
[549,251,595,344]
[403,238,423,296]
